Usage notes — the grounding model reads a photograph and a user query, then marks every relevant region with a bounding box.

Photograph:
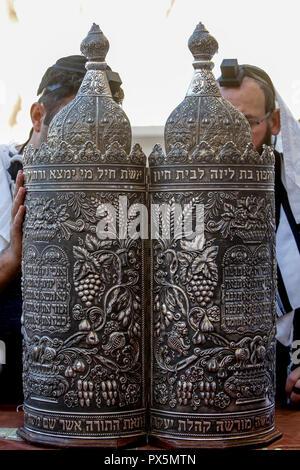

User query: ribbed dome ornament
[149,22,280,448]
[47,23,131,156]
[19,24,146,448]
[164,23,252,158]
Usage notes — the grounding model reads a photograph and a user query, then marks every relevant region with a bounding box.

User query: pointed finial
[164,22,252,157]
[188,22,218,68]
[80,23,109,65]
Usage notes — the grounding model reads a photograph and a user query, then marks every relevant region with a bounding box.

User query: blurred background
[0,0,299,153]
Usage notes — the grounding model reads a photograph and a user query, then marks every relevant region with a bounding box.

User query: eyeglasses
[245,111,271,128]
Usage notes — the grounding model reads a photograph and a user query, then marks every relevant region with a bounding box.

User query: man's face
[220,77,275,153]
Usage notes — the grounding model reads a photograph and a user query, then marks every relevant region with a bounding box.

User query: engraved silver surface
[149,22,279,447]
[20,24,146,446]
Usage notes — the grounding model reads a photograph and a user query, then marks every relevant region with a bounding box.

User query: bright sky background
[0,0,299,144]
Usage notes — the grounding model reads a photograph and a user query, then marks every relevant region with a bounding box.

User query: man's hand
[286,367,300,404]
[0,171,26,293]
[10,170,26,264]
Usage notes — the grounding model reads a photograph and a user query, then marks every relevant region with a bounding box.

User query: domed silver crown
[164,22,252,159]
[47,23,132,156]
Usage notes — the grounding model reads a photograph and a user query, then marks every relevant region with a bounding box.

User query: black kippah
[52,55,87,74]
[8,159,23,182]
[37,55,87,95]
[218,61,276,113]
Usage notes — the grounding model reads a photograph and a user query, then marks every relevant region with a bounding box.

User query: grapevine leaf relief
[153,214,226,409]
[152,194,274,411]
[25,206,143,409]
[191,246,218,280]
[62,230,143,408]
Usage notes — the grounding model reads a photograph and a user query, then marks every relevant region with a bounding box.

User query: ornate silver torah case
[19,24,147,448]
[148,23,281,448]
[19,21,281,449]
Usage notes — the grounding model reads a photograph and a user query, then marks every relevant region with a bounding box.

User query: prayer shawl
[0,144,22,252]
[275,93,300,346]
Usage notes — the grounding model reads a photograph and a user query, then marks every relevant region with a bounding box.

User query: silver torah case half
[149,23,281,448]
[19,24,147,448]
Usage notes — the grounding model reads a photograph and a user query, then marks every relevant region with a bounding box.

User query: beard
[257,125,272,155]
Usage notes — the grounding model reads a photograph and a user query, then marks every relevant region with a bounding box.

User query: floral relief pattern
[151,191,276,412]
[23,192,145,412]
[206,192,275,241]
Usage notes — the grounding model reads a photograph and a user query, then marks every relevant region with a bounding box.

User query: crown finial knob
[188,22,218,63]
[80,23,109,62]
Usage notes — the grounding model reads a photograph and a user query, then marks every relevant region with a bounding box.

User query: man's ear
[30,102,46,133]
[269,108,281,136]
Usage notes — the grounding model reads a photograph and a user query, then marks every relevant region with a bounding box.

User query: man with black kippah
[25,55,88,150]
[0,55,87,404]
[219,62,300,407]
[0,53,125,404]
[0,55,87,403]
